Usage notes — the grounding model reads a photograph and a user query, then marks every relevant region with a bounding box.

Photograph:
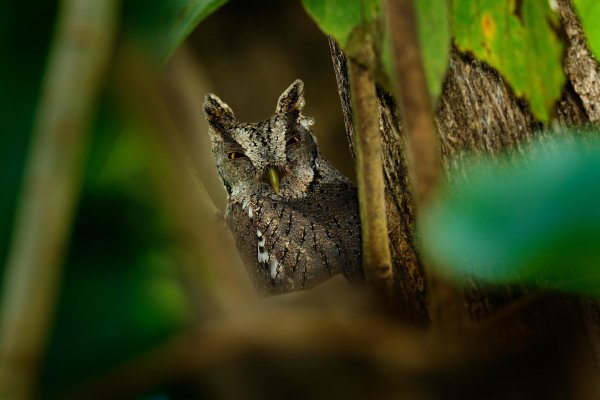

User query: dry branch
[62,310,434,399]
[385,0,442,204]
[62,294,589,399]
[329,38,428,324]
[385,0,466,331]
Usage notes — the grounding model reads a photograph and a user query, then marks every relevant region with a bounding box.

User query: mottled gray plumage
[204,80,362,295]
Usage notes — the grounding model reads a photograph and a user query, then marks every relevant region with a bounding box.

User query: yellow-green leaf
[451,0,565,122]
[573,0,600,61]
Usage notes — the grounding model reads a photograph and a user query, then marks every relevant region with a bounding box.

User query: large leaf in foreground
[123,0,227,60]
[573,0,600,61]
[414,0,450,100]
[420,136,600,294]
[451,0,565,122]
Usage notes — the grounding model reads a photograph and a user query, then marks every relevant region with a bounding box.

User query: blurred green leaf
[414,0,450,101]
[301,0,380,49]
[573,0,600,61]
[451,0,565,122]
[420,135,600,294]
[42,118,191,396]
[123,0,227,60]
[3,0,219,394]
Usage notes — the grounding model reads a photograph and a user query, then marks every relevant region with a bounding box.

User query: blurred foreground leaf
[420,135,600,294]
[451,0,565,121]
[573,0,600,61]
[1,0,223,394]
[41,115,191,396]
[123,0,227,60]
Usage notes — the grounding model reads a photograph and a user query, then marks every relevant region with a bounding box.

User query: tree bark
[330,0,597,327]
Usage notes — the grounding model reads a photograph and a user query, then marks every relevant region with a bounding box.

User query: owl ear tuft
[204,93,235,130]
[276,79,305,116]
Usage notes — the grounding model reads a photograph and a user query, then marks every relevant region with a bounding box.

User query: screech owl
[204,80,362,295]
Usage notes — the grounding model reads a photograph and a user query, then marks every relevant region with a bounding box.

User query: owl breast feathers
[204,79,362,295]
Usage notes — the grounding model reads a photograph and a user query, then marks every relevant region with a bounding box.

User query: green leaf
[451,0,565,122]
[302,0,380,49]
[123,0,227,61]
[420,135,600,295]
[414,0,451,100]
[3,0,216,394]
[303,0,450,102]
[41,119,192,396]
[573,0,600,61]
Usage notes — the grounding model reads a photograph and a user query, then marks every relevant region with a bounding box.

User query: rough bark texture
[330,39,427,324]
[330,0,598,327]
[558,0,600,123]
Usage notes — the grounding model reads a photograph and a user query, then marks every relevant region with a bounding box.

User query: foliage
[414,0,450,100]
[301,0,380,49]
[303,0,567,121]
[3,0,599,395]
[420,135,600,294]
[41,114,192,394]
[1,0,226,395]
[451,0,565,122]
[123,0,227,60]
[573,0,600,61]
[302,0,450,100]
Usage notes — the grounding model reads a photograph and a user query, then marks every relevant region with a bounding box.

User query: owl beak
[265,167,281,194]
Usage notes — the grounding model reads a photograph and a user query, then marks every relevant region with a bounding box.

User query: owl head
[204,80,320,199]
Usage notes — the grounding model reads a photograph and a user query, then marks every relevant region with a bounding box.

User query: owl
[204,80,362,295]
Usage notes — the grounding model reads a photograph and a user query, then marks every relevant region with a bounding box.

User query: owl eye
[228,152,247,160]
[286,135,301,146]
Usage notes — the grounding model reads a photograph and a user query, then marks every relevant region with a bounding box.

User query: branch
[0,0,119,398]
[385,0,465,331]
[385,0,441,204]
[347,38,394,297]
[329,38,429,324]
[63,310,431,399]
[61,294,579,399]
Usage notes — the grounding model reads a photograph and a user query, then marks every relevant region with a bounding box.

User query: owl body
[204,80,362,295]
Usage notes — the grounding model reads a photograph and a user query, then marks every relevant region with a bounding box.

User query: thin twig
[0,0,119,398]
[347,38,394,297]
[329,37,430,325]
[385,0,441,204]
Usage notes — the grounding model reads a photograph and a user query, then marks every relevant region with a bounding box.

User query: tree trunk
[330,0,599,329]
